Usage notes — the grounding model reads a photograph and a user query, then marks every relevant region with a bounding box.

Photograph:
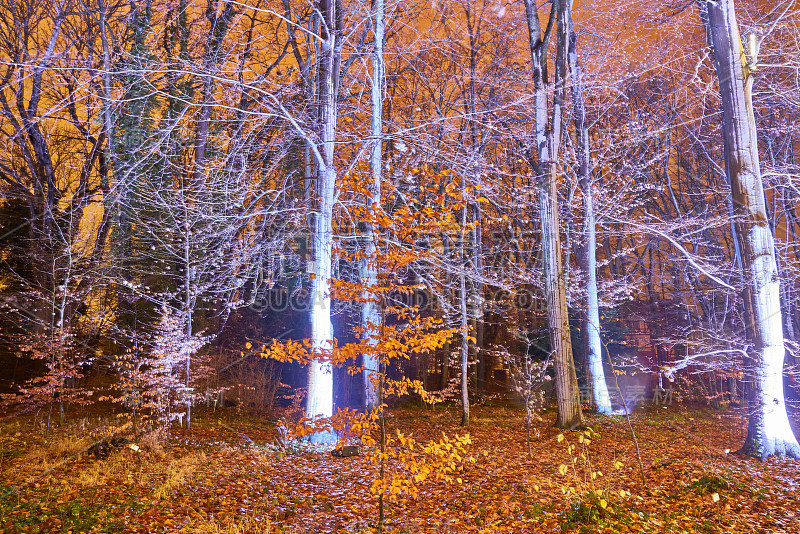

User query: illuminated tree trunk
[699,0,800,458]
[523,0,585,429]
[568,14,611,413]
[360,0,384,412]
[306,0,340,442]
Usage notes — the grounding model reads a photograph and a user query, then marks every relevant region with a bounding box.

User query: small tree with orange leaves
[254,164,486,529]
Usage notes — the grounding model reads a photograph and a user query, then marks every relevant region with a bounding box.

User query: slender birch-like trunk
[523,0,585,429]
[360,0,384,412]
[472,204,485,394]
[98,1,117,183]
[460,221,470,427]
[699,0,799,458]
[184,215,193,427]
[567,13,611,413]
[441,235,451,391]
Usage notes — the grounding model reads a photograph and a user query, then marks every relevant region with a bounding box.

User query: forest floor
[1,402,799,533]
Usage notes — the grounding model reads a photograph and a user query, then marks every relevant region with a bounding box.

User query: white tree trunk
[305,0,338,443]
[307,162,335,425]
[568,15,611,413]
[360,0,384,413]
[699,0,799,458]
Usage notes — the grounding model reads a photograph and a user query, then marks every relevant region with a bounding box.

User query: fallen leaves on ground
[1,404,799,533]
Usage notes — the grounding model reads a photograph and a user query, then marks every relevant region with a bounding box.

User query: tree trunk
[441,234,452,391]
[568,13,611,413]
[699,0,799,458]
[185,218,193,428]
[361,0,384,412]
[460,261,470,428]
[523,0,585,429]
[306,0,339,443]
[472,204,485,396]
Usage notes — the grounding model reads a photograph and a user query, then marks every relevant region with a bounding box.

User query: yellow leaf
[557,434,564,443]
[245,342,252,349]
[600,499,607,509]
[558,464,568,475]
[711,493,720,502]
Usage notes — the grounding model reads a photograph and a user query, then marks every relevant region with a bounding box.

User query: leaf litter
[0,404,798,533]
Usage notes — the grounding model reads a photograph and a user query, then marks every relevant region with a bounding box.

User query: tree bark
[441,233,452,391]
[523,0,585,429]
[305,0,340,443]
[472,204,485,396]
[360,0,384,412]
[460,247,470,428]
[699,0,800,458]
[567,12,611,413]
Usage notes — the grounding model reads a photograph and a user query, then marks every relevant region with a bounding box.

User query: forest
[1,0,799,532]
